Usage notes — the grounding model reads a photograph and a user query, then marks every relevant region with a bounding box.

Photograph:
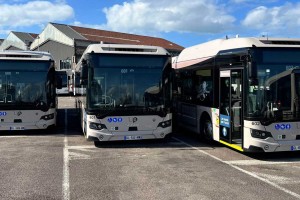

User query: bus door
[219,69,243,146]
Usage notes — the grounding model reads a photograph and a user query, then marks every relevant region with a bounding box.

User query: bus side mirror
[80,59,88,85]
[56,75,62,89]
[248,61,258,86]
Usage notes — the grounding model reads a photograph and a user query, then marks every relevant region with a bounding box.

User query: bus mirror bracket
[80,59,88,85]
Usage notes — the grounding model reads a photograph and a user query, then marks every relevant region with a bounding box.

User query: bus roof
[174,37,300,69]
[0,50,53,61]
[82,43,170,56]
[76,44,170,71]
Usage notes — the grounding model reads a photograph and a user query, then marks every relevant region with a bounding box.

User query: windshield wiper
[260,101,278,125]
[34,100,48,112]
[94,105,168,119]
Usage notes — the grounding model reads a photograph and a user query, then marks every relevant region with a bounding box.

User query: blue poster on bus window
[220,114,230,128]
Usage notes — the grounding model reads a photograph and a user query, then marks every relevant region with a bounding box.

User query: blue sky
[0,0,300,47]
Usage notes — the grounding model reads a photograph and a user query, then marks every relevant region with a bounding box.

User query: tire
[201,117,213,141]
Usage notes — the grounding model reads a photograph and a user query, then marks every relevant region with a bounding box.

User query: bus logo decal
[0,112,7,116]
[129,117,138,123]
[275,124,291,130]
[108,117,123,123]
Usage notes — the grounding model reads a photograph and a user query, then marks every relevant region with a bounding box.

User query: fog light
[264,145,269,150]
[99,135,104,140]
[160,133,165,138]
[43,124,47,128]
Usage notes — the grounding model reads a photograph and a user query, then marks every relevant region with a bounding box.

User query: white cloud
[102,0,235,35]
[242,2,300,36]
[230,0,278,4]
[0,1,74,28]
[0,29,10,35]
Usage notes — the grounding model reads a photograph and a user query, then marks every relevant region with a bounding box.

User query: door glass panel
[220,76,231,142]
[219,69,243,144]
[231,70,242,143]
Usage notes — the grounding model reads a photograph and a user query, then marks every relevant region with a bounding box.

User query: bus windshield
[246,48,300,123]
[56,71,68,88]
[0,60,51,108]
[87,54,170,116]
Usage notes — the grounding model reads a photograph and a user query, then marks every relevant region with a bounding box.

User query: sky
[0,0,300,47]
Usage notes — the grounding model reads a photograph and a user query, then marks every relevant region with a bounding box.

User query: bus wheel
[202,118,213,141]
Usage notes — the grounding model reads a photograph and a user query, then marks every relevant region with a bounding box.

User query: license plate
[124,135,142,140]
[291,145,300,151]
[10,126,25,130]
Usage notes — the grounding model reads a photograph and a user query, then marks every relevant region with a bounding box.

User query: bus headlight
[251,129,272,139]
[158,120,172,128]
[89,122,107,130]
[40,113,55,120]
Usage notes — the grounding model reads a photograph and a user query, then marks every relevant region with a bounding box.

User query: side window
[180,71,194,102]
[194,69,213,106]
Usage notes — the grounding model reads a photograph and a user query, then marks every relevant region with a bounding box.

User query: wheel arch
[199,111,213,140]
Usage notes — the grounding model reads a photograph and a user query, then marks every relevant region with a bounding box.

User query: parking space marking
[0,136,33,138]
[62,109,70,200]
[0,135,65,138]
[67,145,96,149]
[69,151,91,160]
[226,159,300,166]
[173,137,300,199]
[255,173,300,185]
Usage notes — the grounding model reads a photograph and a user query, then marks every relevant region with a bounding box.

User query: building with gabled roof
[0,31,38,51]
[30,22,184,69]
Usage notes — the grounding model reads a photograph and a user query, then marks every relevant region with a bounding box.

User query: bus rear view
[76,44,172,142]
[0,51,57,130]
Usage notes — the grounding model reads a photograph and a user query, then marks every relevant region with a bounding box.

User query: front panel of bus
[243,47,300,152]
[0,60,56,130]
[81,53,172,141]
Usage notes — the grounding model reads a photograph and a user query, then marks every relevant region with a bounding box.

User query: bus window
[195,69,212,105]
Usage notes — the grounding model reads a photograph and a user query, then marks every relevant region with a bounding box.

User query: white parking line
[69,151,91,160]
[226,159,300,166]
[0,136,33,138]
[0,135,65,138]
[173,137,300,199]
[255,173,300,185]
[67,145,97,149]
[62,109,70,200]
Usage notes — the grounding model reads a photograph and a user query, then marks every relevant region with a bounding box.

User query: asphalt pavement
[0,96,299,200]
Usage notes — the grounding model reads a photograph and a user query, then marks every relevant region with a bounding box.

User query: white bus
[0,51,58,130]
[173,37,300,152]
[55,69,72,95]
[69,70,85,96]
[75,44,173,142]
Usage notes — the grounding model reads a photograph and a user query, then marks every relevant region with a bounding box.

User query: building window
[59,59,72,70]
